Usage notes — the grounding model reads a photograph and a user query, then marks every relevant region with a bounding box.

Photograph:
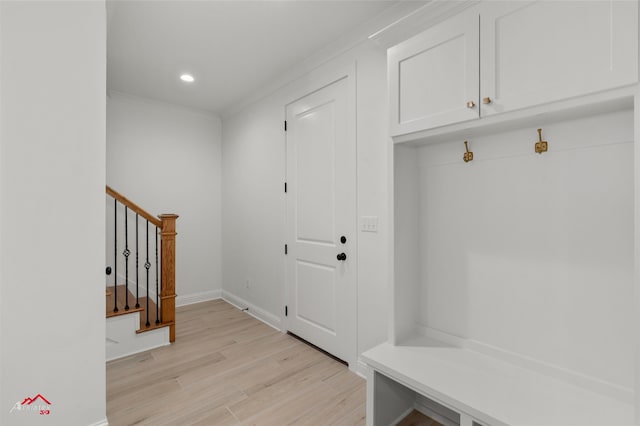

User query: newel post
[159,214,178,342]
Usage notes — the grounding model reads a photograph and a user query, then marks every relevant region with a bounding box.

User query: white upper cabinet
[388,11,480,136]
[480,0,638,117]
[389,1,639,137]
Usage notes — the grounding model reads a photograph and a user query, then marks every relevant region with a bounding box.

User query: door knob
[466,100,476,108]
[483,97,492,104]
[337,253,347,261]
[340,236,347,244]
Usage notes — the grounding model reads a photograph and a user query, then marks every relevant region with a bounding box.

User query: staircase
[105,186,178,361]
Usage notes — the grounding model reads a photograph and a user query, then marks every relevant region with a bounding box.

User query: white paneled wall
[396,108,634,397]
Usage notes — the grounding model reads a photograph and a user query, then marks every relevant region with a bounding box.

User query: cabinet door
[480,0,638,117]
[389,11,480,136]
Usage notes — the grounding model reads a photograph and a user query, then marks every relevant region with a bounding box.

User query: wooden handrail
[106,186,162,228]
[106,185,178,342]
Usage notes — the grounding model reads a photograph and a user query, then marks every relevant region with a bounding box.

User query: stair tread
[136,320,174,334]
[106,305,144,318]
[106,285,165,333]
[105,285,144,316]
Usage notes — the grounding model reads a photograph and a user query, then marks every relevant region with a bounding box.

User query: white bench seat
[361,340,634,426]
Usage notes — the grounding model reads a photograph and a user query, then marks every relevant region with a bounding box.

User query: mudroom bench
[362,339,634,426]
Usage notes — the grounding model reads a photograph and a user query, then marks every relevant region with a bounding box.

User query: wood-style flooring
[106,299,367,425]
[396,410,443,426]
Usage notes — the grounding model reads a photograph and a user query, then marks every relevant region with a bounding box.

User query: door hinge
[285,305,288,316]
[285,244,288,255]
[284,182,287,193]
[284,120,287,131]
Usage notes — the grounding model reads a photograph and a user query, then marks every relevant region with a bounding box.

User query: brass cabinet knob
[483,97,492,104]
[466,100,476,108]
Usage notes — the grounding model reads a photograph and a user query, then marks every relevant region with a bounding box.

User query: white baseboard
[109,274,222,308]
[176,289,221,307]
[87,418,109,426]
[222,290,282,331]
[353,359,369,379]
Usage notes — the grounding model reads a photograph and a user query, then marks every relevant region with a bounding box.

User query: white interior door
[285,75,356,364]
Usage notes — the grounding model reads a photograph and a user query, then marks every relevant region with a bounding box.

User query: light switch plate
[361,216,378,233]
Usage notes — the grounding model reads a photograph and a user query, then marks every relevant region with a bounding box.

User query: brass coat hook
[535,128,548,154]
[463,140,473,163]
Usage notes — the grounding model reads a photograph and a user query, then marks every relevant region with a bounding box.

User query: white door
[285,75,356,364]
[388,9,479,136]
[480,0,638,117]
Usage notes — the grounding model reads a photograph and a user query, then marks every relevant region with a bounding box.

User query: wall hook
[463,140,473,163]
[535,128,548,154]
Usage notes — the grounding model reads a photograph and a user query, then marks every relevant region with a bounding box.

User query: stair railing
[106,186,178,342]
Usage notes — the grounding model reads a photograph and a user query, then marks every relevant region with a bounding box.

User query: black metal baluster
[113,199,118,313]
[123,206,130,310]
[155,228,160,325]
[145,220,151,327]
[135,214,140,308]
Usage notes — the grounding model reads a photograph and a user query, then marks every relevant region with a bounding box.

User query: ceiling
[107,0,411,115]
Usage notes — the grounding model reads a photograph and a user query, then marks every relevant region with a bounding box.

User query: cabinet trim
[392,84,636,146]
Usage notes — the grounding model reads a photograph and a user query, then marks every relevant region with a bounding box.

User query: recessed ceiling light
[180,74,194,83]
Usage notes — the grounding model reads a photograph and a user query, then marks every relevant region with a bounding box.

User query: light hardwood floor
[106,299,366,425]
[396,410,442,426]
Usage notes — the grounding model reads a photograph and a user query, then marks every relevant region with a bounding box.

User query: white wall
[222,41,390,360]
[402,109,634,395]
[107,93,222,305]
[0,2,107,425]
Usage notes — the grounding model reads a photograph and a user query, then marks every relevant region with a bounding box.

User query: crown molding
[368,0,479,49]
[108,90,220,119]
[369,0,480,49]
